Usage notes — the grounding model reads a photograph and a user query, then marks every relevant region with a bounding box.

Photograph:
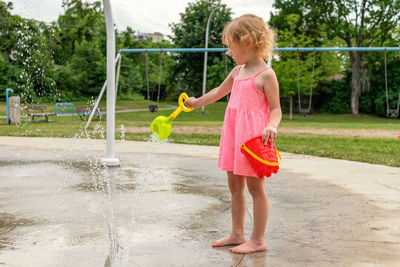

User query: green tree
[0,1,15,54]
[0,2,27,97]
[54,1,176,102]
[115,27,144,100]
[54,0,105,66]
[273,0,400,115]
[1,1,58,103]
[56,39,105,99]
[169,0,233,98]
[0,1,16,95]
[273,14,341,118]
[53,0,108,100]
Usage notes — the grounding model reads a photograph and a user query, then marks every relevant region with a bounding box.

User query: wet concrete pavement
[0,137,399,266]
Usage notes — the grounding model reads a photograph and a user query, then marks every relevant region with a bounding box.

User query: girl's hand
[184,97,200,109]
[262,126,277,146]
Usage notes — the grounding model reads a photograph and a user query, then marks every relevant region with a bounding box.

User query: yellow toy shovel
[150,92,193,140]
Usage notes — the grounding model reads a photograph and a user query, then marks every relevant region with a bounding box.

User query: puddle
[173,182,229,201]
[0,160,57,168]
[0,213,35,250]
[72,182,139,192]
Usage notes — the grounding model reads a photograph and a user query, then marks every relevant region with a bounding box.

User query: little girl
[184,14,281,254]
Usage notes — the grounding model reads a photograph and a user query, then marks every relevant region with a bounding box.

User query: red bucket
[240,135,282,178]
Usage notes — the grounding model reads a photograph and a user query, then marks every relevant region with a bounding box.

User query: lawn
[0,99,172,116]
[279,113,400,130]
[1,100,399,167]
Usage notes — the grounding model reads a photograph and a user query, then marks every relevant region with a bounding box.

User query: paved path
[0,136,399,266]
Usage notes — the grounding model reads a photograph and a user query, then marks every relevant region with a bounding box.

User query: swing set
[296,48,316,117]
[294,47,400,118]
[85,46,400,130]
[145,51,163,113]
[384,48,400,118]
[143,49,230,111]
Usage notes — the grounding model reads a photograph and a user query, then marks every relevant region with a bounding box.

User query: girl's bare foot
[212,235,246,247]
[229,239,267,254]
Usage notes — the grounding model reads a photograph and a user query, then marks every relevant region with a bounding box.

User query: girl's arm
[261,68,282,146]
[184,66,238,109]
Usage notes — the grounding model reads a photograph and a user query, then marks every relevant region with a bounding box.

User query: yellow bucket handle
[168,92,194,121]
[241,144,282,166]
[179,92,194,112]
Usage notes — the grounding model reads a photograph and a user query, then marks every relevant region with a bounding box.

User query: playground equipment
[145,51,163,112]
[150,92,193,141]
[55,103,75,121]
[384,48,400,118]
[297,48,316,117]
[240,135,282,178]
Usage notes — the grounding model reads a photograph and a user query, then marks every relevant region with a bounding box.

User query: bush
[314,74,351,114]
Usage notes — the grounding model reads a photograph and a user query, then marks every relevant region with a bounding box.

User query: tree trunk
[289,95,293,120]
[350,52,362,115]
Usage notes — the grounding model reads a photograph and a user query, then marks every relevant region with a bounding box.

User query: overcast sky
[9,0,275,37]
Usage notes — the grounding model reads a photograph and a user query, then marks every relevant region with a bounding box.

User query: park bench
[24,105,55,122]
[76,105,102,121]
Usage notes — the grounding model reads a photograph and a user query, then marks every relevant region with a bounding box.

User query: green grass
[2,100,399,130]
[1,100,399,167]
[277,134,400,167]
[115,101,226,127]
[280,113,400,130]
[0,117,89,137]
[0,99,171,116]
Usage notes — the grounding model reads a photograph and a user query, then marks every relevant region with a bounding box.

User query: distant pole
[201,4,226,115]
[101,0,120,167]
[6,88,13,125]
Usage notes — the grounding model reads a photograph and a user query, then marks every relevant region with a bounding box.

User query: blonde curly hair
[222,14,276,60]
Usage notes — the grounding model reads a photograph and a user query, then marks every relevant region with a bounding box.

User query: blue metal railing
[55,103,75,121]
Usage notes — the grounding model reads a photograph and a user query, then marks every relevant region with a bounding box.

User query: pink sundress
[217,65,270,177]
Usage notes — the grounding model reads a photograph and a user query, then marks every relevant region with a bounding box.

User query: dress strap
[234,65,242,78]
[252,66,269,78]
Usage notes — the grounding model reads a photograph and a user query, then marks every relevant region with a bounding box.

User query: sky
[9,0,275,38]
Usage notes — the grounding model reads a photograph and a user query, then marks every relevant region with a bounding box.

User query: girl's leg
[212,171,246,247]
[230,176,268,253]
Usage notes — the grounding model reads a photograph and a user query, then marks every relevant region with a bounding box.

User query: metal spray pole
[101,0,120,166]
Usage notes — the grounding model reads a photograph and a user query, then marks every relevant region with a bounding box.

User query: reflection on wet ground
[0,213,35,250]
[0,145,399,266]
